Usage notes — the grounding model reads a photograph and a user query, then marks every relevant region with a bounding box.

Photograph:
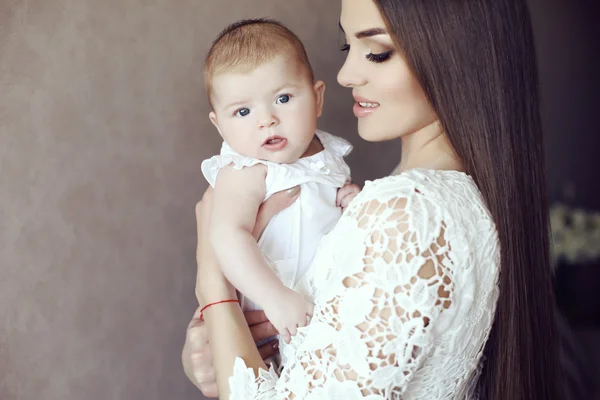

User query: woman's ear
[313,80,326,117]
[209,111,223,137]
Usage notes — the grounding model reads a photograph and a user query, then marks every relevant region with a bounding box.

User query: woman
[186,0,561,398]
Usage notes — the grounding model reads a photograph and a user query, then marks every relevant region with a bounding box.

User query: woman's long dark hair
[373,0,561,398]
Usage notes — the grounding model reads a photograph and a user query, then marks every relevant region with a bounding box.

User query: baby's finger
[337,184,360,207]
[340,194,351,209]
[297,316,307,328]
[288,323,298,337]
[336,186,351,207]
[281,329,291,345]
[342,183,359,196]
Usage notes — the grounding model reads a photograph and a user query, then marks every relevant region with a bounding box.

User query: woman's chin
[357,123,402,142]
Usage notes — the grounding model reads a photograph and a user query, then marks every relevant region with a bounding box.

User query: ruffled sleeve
[315,129,353,158]
[201,142,265,188]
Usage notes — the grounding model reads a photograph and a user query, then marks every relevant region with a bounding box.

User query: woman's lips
[353,101,380,118]
[262,136,287,151]
[352,95,380,118]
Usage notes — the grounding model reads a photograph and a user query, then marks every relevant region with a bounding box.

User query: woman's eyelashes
[340,43,393,64]
[366,50,393,63]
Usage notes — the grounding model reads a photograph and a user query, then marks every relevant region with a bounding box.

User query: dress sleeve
[229,187,457,399]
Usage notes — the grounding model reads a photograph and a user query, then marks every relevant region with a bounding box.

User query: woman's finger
[187,306,203,329]
[192,361,215,384]
[198,382,218,399]
[258,340,280,360]
[182,307,215,394]
[187,327,209,355]
[249,321,279,343]
[244,310,269,326]
[252,186,301,240]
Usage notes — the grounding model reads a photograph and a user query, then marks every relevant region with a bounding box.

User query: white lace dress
[229,169,501,399]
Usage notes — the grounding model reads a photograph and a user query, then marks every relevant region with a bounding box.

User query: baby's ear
[209,111,223,137]
[313,80,326,117]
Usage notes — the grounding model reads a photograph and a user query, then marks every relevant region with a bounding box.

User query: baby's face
[209,55,325,164]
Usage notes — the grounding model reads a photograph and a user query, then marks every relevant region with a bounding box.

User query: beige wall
[0,1,400,399]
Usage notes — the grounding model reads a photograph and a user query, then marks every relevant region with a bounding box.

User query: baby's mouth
[264,136,284,145]
[262,136,288,151]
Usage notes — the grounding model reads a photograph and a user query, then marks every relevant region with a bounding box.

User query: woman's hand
[182,308,280,398]
[183,185,300,397]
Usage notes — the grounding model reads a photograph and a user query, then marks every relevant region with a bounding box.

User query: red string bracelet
[199,299,240,321]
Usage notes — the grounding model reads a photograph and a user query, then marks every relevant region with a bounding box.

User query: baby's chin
[257,152,300,164]
[252,147,305,164]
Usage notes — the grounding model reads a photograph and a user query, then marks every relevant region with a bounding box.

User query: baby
[201,19,360,348]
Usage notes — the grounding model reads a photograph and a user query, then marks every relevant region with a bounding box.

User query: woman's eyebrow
[355,28,387,39]
[337,22,387,39]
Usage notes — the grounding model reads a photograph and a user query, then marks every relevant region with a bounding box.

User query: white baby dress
[201,130,353,312]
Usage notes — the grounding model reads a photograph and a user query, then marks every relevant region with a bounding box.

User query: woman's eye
[276,94,290,104]
[236,108,250,117]
[340,44,350,52]
[366,50,393,64]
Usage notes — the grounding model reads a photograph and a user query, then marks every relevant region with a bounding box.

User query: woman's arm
[196,188,269,398]
[186,186,300,398]
[200,190,457,399]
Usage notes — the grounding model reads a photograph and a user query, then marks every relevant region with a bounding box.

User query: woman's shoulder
[358,168,478,202]
[345,168,494,232]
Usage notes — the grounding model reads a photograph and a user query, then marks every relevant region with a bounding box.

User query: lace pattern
[229,169,500,399]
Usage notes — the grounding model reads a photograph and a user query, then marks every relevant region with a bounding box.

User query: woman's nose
[337,55,367,88]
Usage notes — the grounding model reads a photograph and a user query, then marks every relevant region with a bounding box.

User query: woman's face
[338,0,436,142]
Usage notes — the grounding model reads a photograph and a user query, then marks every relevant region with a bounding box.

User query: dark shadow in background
[530,0,599,398]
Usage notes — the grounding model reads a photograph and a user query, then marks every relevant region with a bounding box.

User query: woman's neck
[397,120,463,173]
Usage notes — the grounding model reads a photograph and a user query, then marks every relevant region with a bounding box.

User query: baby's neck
[300,136,323,158]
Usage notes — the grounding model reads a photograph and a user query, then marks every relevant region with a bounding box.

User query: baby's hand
[337,182,361,211]
[264,288,313,344]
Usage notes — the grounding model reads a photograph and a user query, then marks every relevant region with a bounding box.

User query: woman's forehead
[339,0,387,34]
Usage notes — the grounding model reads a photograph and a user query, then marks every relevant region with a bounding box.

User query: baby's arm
[210,165,312,342]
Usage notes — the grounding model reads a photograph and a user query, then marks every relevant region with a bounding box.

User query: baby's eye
[235,108,250,117]
[276,94,290,104]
